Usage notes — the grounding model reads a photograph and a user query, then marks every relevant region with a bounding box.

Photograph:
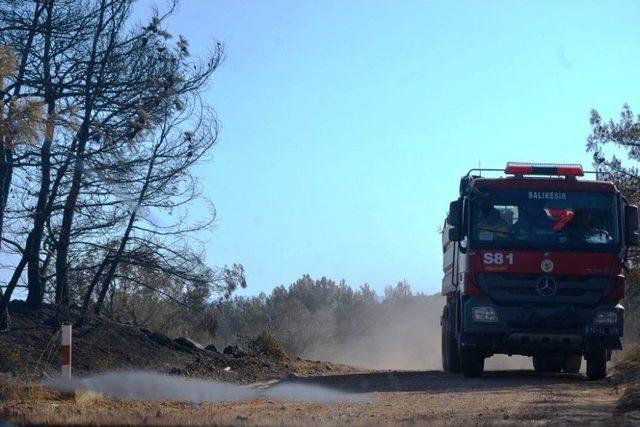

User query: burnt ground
[0,301,355,383]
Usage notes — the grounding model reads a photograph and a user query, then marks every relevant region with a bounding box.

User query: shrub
[250,332,286,360]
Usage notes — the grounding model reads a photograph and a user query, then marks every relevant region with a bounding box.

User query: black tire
[563,354,582,374]
[459,343,484,377]
[586,347,607,380]
[532,355,543,372]
[441,308,460,373]
[533,355,562,373]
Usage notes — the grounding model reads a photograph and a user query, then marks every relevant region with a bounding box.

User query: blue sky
[151,0,640,296]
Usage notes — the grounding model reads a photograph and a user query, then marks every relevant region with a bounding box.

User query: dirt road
[224,370,632,426]
[3,369,637,425]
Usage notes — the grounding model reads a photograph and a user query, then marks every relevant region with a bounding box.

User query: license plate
[585,326,618,335]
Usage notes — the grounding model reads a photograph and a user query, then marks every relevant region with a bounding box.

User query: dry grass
[0,376,104,404]
[73,389,104,406]
[0,377,109,425]
[612,344,640,378]
[613,344,640,412]
[0,376,60,402]
[0,346,26,372]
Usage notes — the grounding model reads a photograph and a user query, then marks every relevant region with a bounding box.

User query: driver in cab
[477,201,509,241]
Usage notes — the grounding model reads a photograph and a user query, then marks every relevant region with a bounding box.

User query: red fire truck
[441,162,638,379]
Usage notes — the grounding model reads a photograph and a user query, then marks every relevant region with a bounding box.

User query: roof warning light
[504,162,584,177]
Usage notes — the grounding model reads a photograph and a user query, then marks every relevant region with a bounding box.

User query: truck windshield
[470,189,620,251]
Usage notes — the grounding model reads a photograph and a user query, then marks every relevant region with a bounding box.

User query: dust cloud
[303,294,532,371]
[303,295,445,370]
[46,371,367,403]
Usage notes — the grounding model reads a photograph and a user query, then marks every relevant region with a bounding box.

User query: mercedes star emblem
[536,277,557,296]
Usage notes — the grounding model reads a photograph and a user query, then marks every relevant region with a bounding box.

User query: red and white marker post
[60,324,72,379]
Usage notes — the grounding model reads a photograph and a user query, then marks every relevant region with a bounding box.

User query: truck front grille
[477,273,615,305]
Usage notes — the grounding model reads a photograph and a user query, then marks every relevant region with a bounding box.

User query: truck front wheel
[441,309,460,373]
[459,343,484,377]
[586,347,607,380]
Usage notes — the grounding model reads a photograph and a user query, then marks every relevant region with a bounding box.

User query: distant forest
[100,273,444,369]
[211,276,444,368]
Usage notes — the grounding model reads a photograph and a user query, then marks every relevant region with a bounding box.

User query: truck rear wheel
[459,344,484,377]
[586,347,607,380]
[563,354,582,374]
[441,307,460,373]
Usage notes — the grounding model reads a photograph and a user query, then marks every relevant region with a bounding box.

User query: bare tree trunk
[54,143,85,312]
[94,145,159,316]
[0,0,44,249]
[26,0,56,308]
[77,254,110,326]
[54,0,107,311]
[0,146,12,246]
[0,0,46,326]
[0,151,69,323]
[25,111,54,308]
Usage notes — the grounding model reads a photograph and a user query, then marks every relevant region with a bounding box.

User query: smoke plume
[45,371,367,403]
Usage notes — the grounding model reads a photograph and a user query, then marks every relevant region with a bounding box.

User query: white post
[60,324,72,379]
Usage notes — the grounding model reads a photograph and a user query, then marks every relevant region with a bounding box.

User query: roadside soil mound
[611,343,640,422]
[0,301,355,383]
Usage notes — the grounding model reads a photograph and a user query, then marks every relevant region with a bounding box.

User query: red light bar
[505,162,583,177]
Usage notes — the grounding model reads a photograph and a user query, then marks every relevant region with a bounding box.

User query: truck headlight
[594,310,617,325]
[472,306,498,323]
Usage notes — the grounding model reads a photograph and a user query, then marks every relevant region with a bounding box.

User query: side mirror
[448,227,462,242]
[625,204,639,246]
[447,200,463,242]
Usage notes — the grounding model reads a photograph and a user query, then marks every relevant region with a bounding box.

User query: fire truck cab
[441,162,639,379]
